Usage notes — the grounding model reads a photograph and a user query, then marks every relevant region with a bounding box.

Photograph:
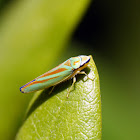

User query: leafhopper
[20,55,92,97]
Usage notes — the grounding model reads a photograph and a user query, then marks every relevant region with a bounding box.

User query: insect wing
[20,59,73,93]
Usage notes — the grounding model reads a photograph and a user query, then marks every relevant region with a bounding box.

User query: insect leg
[48,86,55,95]
[67,76,76,98]
[78,71,94,80]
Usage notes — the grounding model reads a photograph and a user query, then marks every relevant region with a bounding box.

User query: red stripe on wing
[39,67,67,78]
[63,59,71,67]
[22,75,60,89]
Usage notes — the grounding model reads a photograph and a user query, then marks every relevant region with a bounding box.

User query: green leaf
[16,55,102,140]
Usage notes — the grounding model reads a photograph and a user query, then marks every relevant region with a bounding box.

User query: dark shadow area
[73,0,108,48]
[0,0,13,15]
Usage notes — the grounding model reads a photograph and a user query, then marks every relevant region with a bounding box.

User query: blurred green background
[0,0,140,140]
